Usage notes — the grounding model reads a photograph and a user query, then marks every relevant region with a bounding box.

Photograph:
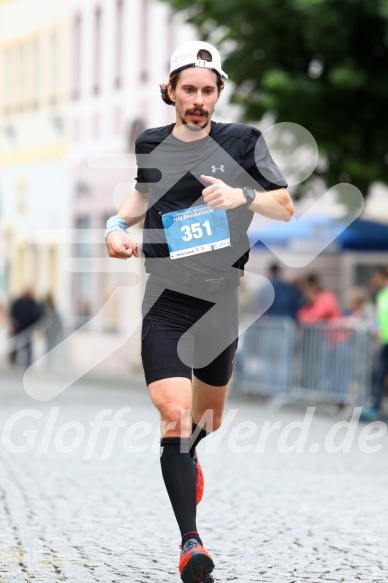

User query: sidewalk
[0,370,388,582]
[0,361,145,391]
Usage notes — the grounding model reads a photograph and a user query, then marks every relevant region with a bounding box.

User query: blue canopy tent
[249,216,388,252]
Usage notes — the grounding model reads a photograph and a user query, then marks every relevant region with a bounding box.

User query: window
[127,118,145,153]
[139,0,149,82]
[32,39,40,108]
[114,0,123,89]
[25,41,33,109]
[8,47,18,113]
[93,6,101,95]
[3,48,11,113]
[17,45,24,111]
[50,32,60,105]
[72,14,81,99]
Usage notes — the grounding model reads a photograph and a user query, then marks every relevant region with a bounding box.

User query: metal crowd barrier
[233,317,374,406]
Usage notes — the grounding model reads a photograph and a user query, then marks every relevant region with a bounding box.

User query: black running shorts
[141,275,239,386]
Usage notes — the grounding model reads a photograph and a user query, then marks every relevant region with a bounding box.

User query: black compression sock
[160,437,199,539]
[189,422,209,458]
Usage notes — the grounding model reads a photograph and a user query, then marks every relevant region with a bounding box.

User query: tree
[161,0,388,198]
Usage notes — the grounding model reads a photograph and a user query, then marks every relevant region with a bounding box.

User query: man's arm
[243,187,293,221]
[106,188,148,259]
[117,188,148,226]
[201,175,294,221]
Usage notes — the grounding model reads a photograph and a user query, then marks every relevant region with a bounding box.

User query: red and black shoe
[192,450,204,505]
[179,539,214,583]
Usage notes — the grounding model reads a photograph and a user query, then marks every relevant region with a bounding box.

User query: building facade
[0,0,196,373]
[68,0,195,373]
[0,0,72,322]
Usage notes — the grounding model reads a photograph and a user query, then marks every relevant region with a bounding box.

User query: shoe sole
[180,551,214,583]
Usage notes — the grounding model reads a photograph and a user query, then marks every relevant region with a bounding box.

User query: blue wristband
[105,215,128,240]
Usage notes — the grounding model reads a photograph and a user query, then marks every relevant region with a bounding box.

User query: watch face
[243,186,256,205]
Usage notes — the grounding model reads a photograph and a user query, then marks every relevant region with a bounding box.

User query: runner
[105,40,293,583]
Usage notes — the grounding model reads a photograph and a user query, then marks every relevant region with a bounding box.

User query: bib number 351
[162,204,230,259]
[181,220,212,242]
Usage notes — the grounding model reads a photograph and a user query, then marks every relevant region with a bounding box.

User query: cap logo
[196,59,211,68]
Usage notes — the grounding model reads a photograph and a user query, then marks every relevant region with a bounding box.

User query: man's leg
[188,377,229,507]
[140,281,234,580]
[25,336,33,368]
[9,331,20,365]
[192,376,229,432]
[190,334,236,454]
[148,377,201,546]
[148,376,215,582]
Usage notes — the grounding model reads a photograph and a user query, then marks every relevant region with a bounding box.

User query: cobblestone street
[0,368,388,583]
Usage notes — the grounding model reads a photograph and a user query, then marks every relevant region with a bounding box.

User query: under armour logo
[211,165,224,173]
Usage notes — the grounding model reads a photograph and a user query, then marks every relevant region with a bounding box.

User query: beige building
[0,0,72,318]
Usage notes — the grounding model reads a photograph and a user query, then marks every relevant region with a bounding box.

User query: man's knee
[194,409,223,433]
[148,377,192,435]
[212,414,223,432]
[159,401,188,423]
[159,402,192,436]
[207,413,223,432]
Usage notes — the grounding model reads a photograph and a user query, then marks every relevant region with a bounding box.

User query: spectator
[342,287,377,403]
[360,266,388,420]
[297,273,342,322]
[246,263,301,391]
[254,262,302,320]
[297,274,344,396]
[345,287,375,329]
[9,288,42,367]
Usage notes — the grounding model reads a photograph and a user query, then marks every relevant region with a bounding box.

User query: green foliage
[161,0,388,197]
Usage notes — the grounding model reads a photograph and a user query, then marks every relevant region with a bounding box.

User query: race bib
[162,204,231,260]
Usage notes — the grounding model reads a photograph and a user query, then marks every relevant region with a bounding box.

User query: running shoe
[179,539,214,583]
[193,450,204,504]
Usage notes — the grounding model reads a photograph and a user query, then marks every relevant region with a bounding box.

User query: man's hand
[106,231,139,259]
[201,175,246,210]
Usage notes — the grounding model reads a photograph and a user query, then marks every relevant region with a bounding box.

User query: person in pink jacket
[297,273,342,322]
[297,273,347,398]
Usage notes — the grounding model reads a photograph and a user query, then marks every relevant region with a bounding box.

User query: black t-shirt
[135,120,287,277]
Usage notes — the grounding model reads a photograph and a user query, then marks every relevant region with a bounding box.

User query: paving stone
[0,370,388,582]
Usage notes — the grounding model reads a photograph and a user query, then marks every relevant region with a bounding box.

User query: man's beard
[183,121,207,132]
[181,107,211,131]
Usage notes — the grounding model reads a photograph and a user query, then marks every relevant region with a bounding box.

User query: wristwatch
[242,186,256,207]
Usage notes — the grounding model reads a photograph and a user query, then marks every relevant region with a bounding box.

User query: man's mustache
[186,108,209,117]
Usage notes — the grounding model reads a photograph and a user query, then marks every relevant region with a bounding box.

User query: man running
[105,40,293,583]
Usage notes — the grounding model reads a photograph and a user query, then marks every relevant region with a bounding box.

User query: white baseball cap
[169,41,228,79]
